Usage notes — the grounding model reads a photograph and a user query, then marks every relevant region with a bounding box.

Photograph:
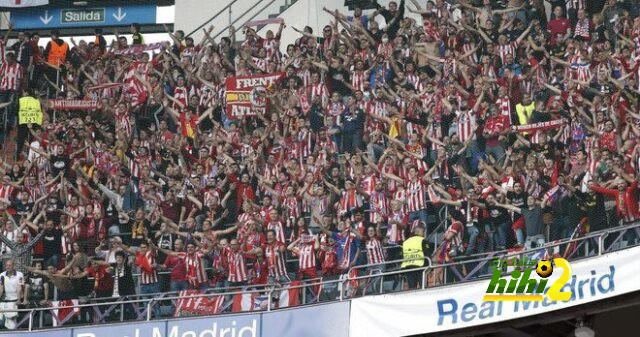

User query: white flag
[0,0,48,7]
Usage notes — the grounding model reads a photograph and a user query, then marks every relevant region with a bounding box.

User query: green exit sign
[61,8,105,24]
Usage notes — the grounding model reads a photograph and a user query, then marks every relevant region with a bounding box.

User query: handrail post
[598,234,604,256]
[338,279,344,301]
[146,300,152,321]
[28,309,33,331]
[266,289,272,312]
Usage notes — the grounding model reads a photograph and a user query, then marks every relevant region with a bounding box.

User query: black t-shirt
[12,41,33,67]
[42,228,63,257]
[486,205,510,226]
[26,273,46,301]
[328,66,350,96]
[50,155,70,177]
[507,191,528,219]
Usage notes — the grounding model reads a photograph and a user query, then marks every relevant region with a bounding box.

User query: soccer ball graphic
[535,260,553,278]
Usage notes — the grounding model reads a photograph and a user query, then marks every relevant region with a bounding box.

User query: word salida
[483,258,573,301]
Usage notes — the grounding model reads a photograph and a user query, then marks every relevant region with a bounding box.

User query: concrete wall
[174,0,286,42]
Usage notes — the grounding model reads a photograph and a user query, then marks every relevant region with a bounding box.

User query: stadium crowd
[0,0,639,328]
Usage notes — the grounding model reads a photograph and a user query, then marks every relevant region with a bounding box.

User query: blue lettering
[478,301,496,319]
[578,279,589,299]
[513,300,539,312]
[437,299,458,325]
[561,275,577,301]
[541,295,557,307]
[589,270,596,297]
[461,303,477,322]
[597,266,615,294]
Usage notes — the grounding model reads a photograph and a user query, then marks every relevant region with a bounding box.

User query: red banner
[113,42,166,55]
[48,99,100,111]
[225,72,285,119]
[511,119,565,133]
[245,18,284,27]
[174,290,227,317]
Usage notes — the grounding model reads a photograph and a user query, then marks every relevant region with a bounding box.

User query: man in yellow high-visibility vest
[16,89,43,160]
[401,223,431,289]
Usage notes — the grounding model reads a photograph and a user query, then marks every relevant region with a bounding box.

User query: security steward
[16,89,43,160]
[43,30,69,96]
[401,224,432,289]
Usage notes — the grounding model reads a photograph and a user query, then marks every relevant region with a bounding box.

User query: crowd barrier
[0,222,639,335]
[1,301,350,337]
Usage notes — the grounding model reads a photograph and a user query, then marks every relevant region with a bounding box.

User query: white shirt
[0,271,24,301]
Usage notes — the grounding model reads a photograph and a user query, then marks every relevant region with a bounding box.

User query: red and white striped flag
[0,0,48,7]
[50,299,79,327]
[174,290,227,317]
[232,292,268,312]
[278,280,300,308]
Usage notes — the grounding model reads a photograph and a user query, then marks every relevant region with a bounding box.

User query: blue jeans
[494,222,508,249]
[409,209,429,231]
[140,283,160,317]
[45,254,61,269]
[170,280,189,292]
[466,225,479,254]
[485,144,505,164]
[483,224,493,252]
[515,228,525,245]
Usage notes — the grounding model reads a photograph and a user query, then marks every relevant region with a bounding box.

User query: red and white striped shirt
[351,70,367,92]
[0,62,22,91]
[294,242,317,270]
[497,42,518,65]
[263,242,288,279]
[173,86,188,109]
[267,221,286,243]
[181,251,208,287]
[496,96,511,117]
[387,210,408,244]
[226,248,248,283]
[368,191,388,223]
[339,190,364,216]
[0,185,14,202]
[405,179,428,212]
[138,251,158,285]
[365,237,385,265]
[281,195,301,222]
[457,110,476,143]
[309,82,328,103]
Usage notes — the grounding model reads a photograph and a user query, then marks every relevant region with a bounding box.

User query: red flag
[278,280,300,308]
[50,299,79,327]
[232,292,257,312]
[174,290,226,317]
[135,253,153,274]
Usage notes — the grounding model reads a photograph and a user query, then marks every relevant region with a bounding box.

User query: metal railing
[2,222,639,332]
[211,0,269,41]
[186,0,240,38]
